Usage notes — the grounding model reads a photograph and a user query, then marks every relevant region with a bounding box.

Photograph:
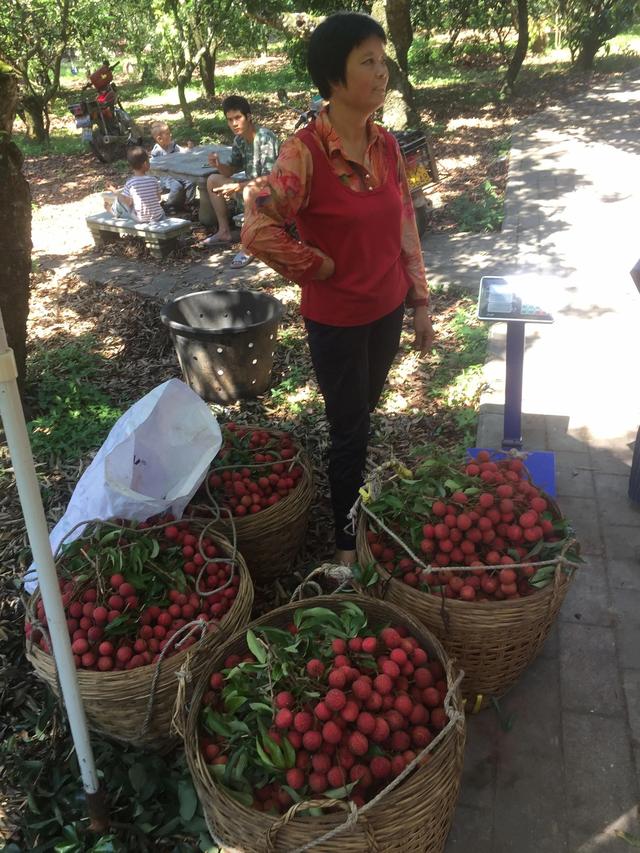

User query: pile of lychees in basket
[199,603,450,813]
[26,518,239,671]
[363,451,580,601]
[191,424,304,518]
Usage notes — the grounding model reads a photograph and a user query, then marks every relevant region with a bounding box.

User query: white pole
[0,311,104,819]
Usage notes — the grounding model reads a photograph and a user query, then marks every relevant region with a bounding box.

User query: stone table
[149,144,232,226]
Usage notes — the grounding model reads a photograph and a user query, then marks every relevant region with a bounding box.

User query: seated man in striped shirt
[108,147,166,223]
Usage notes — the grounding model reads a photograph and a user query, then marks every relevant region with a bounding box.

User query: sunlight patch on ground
[284,384,313,407]
[388,349,422,386]
[442,364,486,406]
[31,196,99,257]
[447,116,500,131]
[27,275,125,360]
[381,390,410,414]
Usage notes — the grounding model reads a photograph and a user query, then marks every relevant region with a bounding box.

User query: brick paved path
[445,70,640,853]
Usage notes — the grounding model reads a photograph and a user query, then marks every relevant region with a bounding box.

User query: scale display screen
[478,276,554,323]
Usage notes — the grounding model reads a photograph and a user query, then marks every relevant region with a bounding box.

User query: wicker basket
[184,594,466,853]
[192,436,314,582]
[356,515,575,709]
[26,525,254,748]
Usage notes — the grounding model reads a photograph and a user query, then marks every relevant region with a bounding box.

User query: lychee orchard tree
[0,0,74,142]
[561,0,638,68]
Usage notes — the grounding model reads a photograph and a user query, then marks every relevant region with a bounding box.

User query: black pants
[305,303,405,550]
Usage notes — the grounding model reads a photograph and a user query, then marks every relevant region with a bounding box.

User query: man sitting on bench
[201,95,279,268]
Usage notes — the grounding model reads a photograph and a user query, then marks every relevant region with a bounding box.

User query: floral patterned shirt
[230,127,280,179]
[241,107,429,305]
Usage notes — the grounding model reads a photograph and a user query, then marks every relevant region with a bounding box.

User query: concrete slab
[595,472,640,527]
[560,561,613,627]
[559,622,625,714]
[445,805,494,853]
[607,558,640,592]
[456,713,500,810]
[610,588,640,670]
[622,670,640,750]
[554,496,603,556]
[492,656,567,853]
[555,450,596,500]
[562,711,640,853]
[601,525,640,562]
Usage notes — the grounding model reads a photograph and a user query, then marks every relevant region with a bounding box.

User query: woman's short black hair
[221,95,252,118]
[307,12,386,100]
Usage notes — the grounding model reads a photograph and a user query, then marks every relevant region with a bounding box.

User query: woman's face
[333,35,389,113]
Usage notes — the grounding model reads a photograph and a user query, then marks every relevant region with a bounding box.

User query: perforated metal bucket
[160,289,283,403]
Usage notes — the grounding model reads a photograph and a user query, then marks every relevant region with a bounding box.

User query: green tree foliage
[0,0,74,141]
[72,1,163,85]
[155,0,255,121]
[561,0,639,68]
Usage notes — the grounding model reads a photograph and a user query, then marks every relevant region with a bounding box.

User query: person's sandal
[230,251,253,269]
[198,232,233,248]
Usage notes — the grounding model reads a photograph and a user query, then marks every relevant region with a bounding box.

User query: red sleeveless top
[295,124,410,326]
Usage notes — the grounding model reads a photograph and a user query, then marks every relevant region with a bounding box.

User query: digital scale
[470,275,557,495]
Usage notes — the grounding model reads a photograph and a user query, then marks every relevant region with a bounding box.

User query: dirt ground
[2,55,636,851]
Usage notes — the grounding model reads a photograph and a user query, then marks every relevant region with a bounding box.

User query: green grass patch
[25,337,123,462]
[216,64,309,96]
[448,180,504,233]
[429,297,489,446]
[14,131,86,158]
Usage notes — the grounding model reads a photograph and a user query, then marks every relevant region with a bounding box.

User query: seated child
[150,121,196,215]
[107,146,165,223]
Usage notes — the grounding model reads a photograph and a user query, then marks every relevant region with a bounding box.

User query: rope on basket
[266,799,378,853]
[265,669,465,853]
[141,618,212,737]
[289,563,355,601]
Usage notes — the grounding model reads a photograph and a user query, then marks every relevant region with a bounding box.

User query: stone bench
[86,212,191,259]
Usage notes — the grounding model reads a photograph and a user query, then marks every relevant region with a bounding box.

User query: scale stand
[469,275,556,496]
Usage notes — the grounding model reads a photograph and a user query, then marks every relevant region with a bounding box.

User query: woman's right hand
[310,247,335,280]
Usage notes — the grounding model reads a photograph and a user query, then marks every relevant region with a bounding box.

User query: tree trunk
[371,0,419,129]
[20,94,48,143]
[504,0,529,91]
[383,0,413,74]
[199,46,217,96]
[0,71,31,388]
[576,36,600,69]
[176,76,193,126]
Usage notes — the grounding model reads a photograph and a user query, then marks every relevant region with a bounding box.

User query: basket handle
[265,798,379,853]
[289,563,357,602]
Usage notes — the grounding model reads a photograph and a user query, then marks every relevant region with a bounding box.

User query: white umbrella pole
[0,312,107,828]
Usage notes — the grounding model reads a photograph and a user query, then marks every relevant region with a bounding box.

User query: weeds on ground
[426,297,489,447]
[25,337,122,462]
[448,180,504,232]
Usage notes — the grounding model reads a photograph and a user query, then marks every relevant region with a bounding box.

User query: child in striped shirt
[109,147,166,223]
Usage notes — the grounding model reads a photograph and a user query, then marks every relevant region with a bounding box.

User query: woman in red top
[242,12,434,565]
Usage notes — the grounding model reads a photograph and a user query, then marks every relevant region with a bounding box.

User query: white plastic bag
[25,378,221,592]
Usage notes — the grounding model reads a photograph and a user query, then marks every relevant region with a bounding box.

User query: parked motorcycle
[276,89,438,237]
[68,62,141,163]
